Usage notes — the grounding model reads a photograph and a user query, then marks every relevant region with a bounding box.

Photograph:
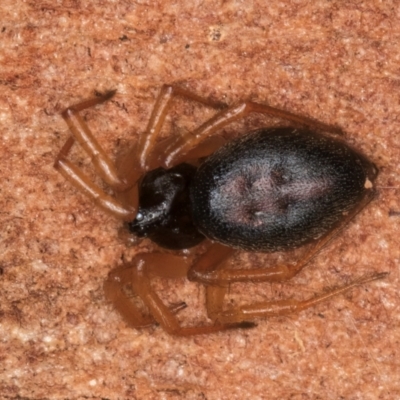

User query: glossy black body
[128,163,205,249]
[130,127,377,251]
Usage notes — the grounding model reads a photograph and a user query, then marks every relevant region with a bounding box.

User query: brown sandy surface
[1,1,400,399]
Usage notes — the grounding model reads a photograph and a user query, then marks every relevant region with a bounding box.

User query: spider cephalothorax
[128,163,204,250]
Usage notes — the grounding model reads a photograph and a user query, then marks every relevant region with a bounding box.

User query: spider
[54,85,387,336]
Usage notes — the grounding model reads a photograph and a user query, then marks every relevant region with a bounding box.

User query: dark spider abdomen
[128,163,205,250]
[190,127,378,252]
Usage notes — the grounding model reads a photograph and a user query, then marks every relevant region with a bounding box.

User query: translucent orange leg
[104,253,254,336]
[148,100,343,169]
[54,92,138,220]
[104,267,188,329]
[58,91,128,189]
[117,85,227,174]
[209,272,388,324]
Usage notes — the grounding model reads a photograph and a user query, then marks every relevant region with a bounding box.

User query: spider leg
[104,253,255,336]
[104,267,187,329]
[211,272,388,324]
[56,91,129,189]
[117,85,227,174]
[150,100,343,169]
[54,91,137,220]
